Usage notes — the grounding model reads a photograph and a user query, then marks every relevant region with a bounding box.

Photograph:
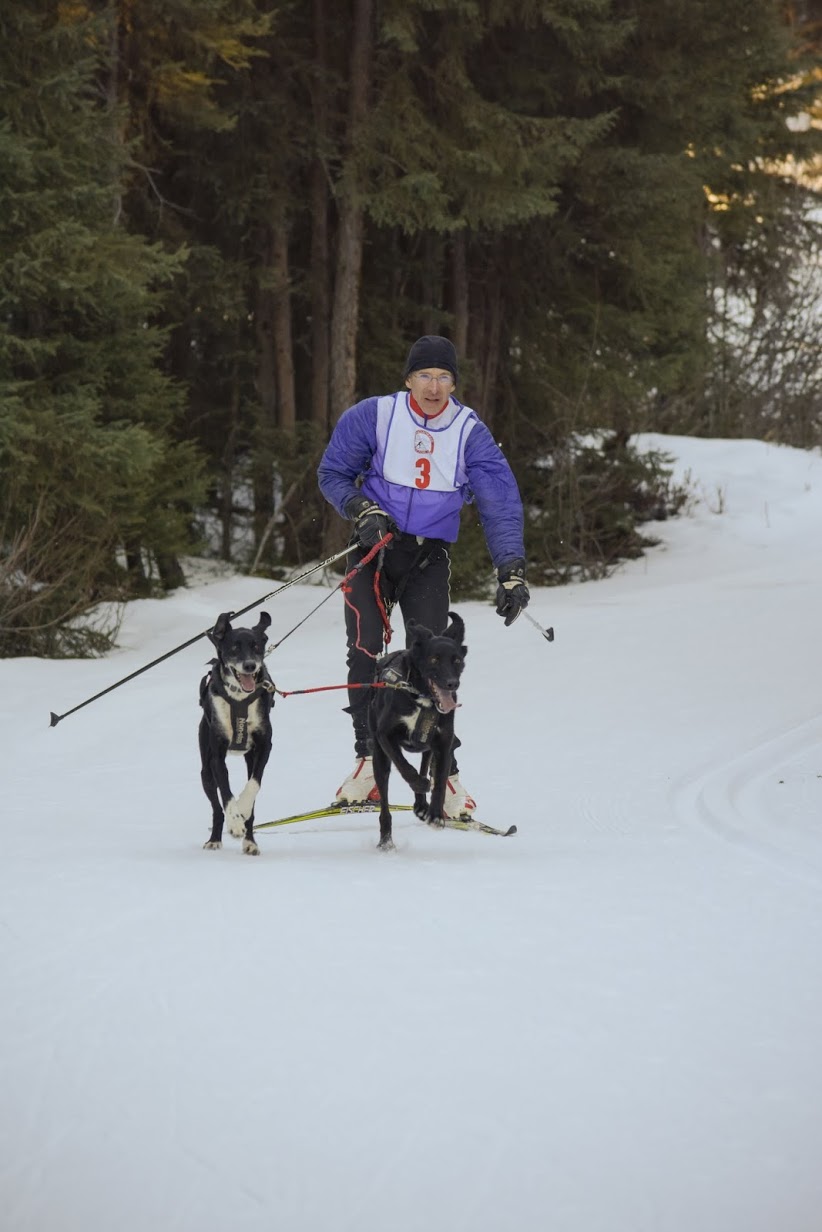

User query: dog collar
[378,661,432,704]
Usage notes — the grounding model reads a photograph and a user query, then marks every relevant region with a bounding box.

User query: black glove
[495,558,530,626]
[345,496,396,550]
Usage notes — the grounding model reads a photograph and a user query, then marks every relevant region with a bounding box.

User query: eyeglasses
[413,372,454,386]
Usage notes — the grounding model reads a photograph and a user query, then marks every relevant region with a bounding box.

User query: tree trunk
[272,218,296,434]
[328,0,373,423]
[421,232,439,335]
[330,212,365,421]
[469,290,486,413]
[254,233,277,558]
[452,231,469,369]
[255,238,277,426]
[310,0,331,430]
[124,545,148,592]
[221,361,241,561]
[389,230,404,337]
[325,0,374,556]
[157,554,186,589]
[310,161,331,431]
[482,279,503,435]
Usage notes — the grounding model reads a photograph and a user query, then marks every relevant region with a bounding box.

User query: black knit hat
[403,335,459,383]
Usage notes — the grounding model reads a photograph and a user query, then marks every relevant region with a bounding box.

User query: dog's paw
[242,837,261,856]
[203,839,222,850]
[413,799,444,827]
[225,798,248,838]
[377,836,396,851]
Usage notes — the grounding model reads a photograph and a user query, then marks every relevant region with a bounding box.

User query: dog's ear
[255,611,272,637]
[407,618,431,650]
[208,612,233,648]
[407,620,433,672]
[444,610,466,654]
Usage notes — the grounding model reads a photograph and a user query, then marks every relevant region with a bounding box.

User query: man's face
[405,368,455,413]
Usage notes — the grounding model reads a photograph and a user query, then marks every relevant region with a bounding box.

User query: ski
[254,803,404,828]
[254,803,516,837]
[438,817,517,837]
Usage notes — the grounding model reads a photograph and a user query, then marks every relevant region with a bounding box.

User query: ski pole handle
[524,610,554,642]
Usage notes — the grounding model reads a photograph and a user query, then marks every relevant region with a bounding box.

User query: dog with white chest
[199,611,274,855]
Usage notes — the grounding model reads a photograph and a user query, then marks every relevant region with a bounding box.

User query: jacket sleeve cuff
[345,495,372,521]
[497,557,527,581]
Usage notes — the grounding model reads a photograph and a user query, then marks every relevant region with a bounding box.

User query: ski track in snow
[670,712,822,886]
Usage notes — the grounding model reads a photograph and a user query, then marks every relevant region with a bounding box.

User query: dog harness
[377,657,438,747]
[201,666,274,752]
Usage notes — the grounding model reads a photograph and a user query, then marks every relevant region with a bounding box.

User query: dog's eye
[429,656,439,666]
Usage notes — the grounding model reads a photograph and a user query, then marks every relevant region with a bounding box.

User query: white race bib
[376,393,477,492]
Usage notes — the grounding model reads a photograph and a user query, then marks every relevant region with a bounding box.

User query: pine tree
[505,0,820,442]
[701,0,822,441]
[0,4,204,655]
[112,0,314,566]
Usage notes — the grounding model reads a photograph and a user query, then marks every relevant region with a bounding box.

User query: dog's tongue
[430,682,458,714]
[238,673,257,693]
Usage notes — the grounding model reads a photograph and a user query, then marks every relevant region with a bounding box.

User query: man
[318,334,529,816]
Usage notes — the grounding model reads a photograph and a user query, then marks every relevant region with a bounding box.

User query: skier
[318,334,529,816]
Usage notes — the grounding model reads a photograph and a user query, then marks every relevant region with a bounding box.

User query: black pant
[344,534,457,766]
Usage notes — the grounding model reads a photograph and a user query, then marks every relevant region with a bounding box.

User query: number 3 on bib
[415,457,431,489]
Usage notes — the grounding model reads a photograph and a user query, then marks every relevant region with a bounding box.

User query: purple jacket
[318,393,525,570]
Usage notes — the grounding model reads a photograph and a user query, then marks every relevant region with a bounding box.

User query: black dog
[199,611,274,855]
[368,611,467,850]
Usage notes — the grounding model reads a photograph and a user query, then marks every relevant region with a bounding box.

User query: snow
[3,434,822,1232]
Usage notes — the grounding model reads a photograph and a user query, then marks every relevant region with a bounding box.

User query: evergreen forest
[2,1,822,655]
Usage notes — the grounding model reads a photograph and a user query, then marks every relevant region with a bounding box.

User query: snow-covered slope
[3,436,822,1232]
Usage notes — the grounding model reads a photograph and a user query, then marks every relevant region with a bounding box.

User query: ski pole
[48,543,355,728]
[524,610,554,642]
